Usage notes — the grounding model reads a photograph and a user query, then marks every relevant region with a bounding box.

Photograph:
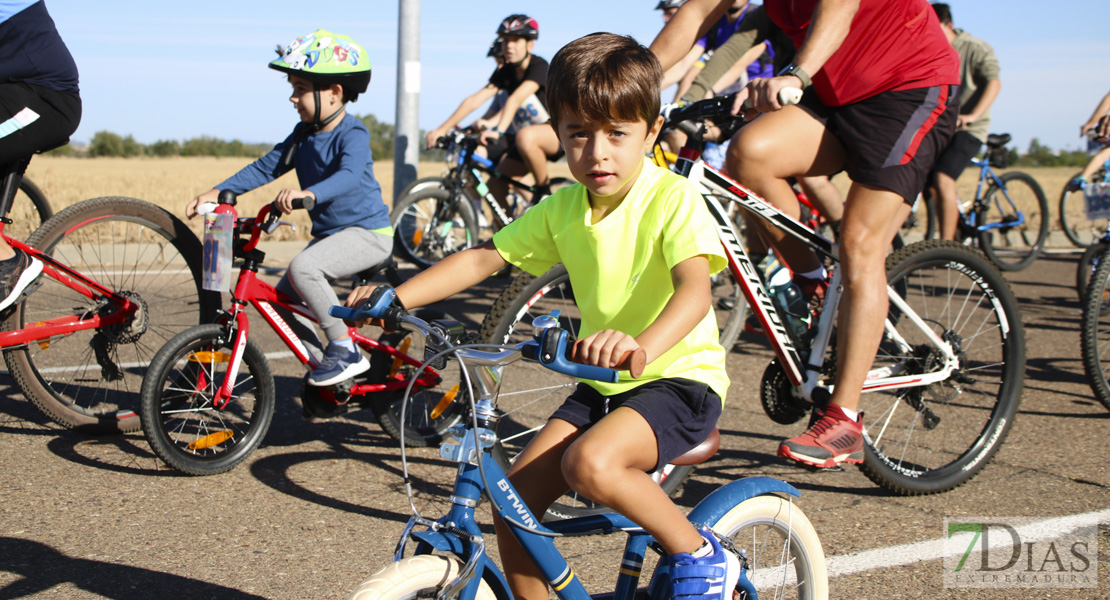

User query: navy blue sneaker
[669,529,740,600]
[307,342,369,387]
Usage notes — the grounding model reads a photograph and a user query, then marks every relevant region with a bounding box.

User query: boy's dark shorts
[930,130,983,181]
[551,378,722,471]
[798,84,958,204]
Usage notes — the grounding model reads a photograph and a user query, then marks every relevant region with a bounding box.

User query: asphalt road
[0,248,1106,599]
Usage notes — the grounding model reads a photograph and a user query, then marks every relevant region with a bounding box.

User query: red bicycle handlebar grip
[617,348,646,379]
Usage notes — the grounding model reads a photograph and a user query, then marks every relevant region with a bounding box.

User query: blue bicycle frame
[965,157,1026,233]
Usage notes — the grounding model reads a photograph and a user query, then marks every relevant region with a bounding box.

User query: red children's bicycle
[138,191,465,475]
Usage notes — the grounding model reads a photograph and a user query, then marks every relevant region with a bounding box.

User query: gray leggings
[275,227,392,356]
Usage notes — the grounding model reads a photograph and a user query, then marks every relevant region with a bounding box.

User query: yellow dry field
[23,156,573,241]
[22,156,1076,241]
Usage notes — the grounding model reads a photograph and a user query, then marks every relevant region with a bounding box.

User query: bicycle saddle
[354,256,399,286]
[986,133,1011,148]
[671,428,720,466]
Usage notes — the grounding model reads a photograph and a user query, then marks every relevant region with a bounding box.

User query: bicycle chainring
[299,373,354,419]
[760,359,810,425]
[101,290,149,345]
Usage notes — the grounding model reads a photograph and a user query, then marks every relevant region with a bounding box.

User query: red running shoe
[778,404,864,468]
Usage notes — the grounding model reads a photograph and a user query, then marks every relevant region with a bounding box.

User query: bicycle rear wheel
[976,171,1049,271]
[391,188,480,270]
[479,265,694,520]
[1059,168,1108,248]
[857,240,1025,494]
[3,197,217,433]
[10,177,53,241]
[1080,249,1110,411]
[368,309,466,447]
[1076,242,1107,301]
[709,495,828,600]
[139,324,276,475]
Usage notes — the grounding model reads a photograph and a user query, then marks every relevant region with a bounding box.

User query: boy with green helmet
[186,29,391,389]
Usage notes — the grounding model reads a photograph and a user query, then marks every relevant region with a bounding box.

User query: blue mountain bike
[331,289,828,600]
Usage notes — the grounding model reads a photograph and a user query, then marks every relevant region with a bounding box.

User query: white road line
[825,509,1110,578]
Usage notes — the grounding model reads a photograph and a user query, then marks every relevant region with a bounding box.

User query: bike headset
[269,29,372,170]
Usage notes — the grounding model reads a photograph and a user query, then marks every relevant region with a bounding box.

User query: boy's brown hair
[546,33,663,132]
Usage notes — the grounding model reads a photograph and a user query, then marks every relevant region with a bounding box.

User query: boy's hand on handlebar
[344,285,390,330]
[273,189,314,215]
[425,127,447,149]
[572,330,645,375]
[738,77,803,118]
[186,188,220,219]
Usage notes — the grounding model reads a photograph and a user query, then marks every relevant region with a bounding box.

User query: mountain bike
[1079,241,1110,411]
[332,290,829,600]
[137,192,468,476]
[899,133,1048,271]
[0,156,217,433]
[483,95,1026,495]
[1059,154,1110,248]
[391,129,572,269]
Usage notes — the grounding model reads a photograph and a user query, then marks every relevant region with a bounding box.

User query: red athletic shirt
[764,0,959,106]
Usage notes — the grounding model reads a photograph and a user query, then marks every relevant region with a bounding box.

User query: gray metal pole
[393,0,420,202]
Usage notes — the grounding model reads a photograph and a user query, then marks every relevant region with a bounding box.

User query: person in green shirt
[347,32,739,600]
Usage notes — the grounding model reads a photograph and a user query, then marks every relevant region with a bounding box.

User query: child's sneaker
[778,403,864,468]
[669,529,740,600]
[0,248,43,312]
[307,342,370,387]
[1066,176,1088,192]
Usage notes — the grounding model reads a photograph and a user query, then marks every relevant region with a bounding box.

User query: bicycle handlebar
[328,287,645,381]
[662,87,803,132]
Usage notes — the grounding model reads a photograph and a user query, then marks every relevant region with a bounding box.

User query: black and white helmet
[655,0,687,9]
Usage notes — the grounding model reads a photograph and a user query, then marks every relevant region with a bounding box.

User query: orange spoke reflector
[429,384,459,419]
[413,230,423,245]
[189,351,230,363]
[390,337,412,378]
[31,322,49,349]
[188,430,234,450]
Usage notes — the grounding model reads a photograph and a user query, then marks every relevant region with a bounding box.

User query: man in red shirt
[652,0,959,468]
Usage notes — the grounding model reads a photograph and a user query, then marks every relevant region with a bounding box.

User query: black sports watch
[780,64,812,89]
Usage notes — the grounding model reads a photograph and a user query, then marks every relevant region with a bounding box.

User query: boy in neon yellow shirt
[347,32,736,600]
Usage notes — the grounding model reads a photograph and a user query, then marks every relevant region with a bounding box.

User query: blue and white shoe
[0,248,42,312]
[307,342,370,387]
[670,529,741,600]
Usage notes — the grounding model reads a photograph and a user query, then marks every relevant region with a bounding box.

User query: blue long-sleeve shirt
[217,113,390,237]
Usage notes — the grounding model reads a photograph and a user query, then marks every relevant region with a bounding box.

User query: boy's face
[500,35,533,66]
[288,74,341,123]
[555,107,664,203]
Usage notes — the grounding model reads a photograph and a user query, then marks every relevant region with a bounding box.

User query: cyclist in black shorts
[0,0,81,310]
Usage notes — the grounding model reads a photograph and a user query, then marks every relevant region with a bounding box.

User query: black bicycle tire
[858,240,1025,495]
[139,324,275,475]
[396,176,447,200]
[1058,169,1107,248]
[13,177,54,240]
[1080,250,1110,411]
[391,188,480,270]
[479,265,694,519]
[976,171,1049,271]
[3,196,218,434]
[1076,242,1106,301]
[368,309,465,447]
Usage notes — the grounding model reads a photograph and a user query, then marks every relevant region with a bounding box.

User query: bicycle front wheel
[709,495,828,600]
[10,177,54,241]
[347,555,500,600]
[976,171,1049,271]
[1076,242,1107,301]
[1058,168,1108,248]
[4,197,217,433]
[139,324,276,475]
[391,188,480,270]
[479,265,693,519]
[858,240,1025,495]
[1080,248,1110,411]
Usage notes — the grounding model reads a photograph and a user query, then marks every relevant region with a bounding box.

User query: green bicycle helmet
[270,29,371,133]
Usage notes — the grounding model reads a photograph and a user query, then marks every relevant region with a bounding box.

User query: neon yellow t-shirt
[492,158,729,402]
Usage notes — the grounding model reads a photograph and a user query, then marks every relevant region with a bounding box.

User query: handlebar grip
[778,87,803,106]
[571,340,646,378]
[328,286,400,322]
[291,196,315,211]
[328,305,368,321]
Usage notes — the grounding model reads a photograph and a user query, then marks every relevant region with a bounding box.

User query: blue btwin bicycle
[331,289,829,600]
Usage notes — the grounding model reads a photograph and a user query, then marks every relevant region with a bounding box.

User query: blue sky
[48,0,1109,154]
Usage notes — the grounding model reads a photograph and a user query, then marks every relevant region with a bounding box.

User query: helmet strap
[311,84,346,132]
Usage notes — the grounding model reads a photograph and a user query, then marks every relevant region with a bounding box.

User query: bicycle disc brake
[760,359,810,425]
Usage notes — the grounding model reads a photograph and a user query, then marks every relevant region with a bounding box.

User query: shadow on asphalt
[0,537,267,599]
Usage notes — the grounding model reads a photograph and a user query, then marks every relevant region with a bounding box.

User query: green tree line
[48,114,425,160]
